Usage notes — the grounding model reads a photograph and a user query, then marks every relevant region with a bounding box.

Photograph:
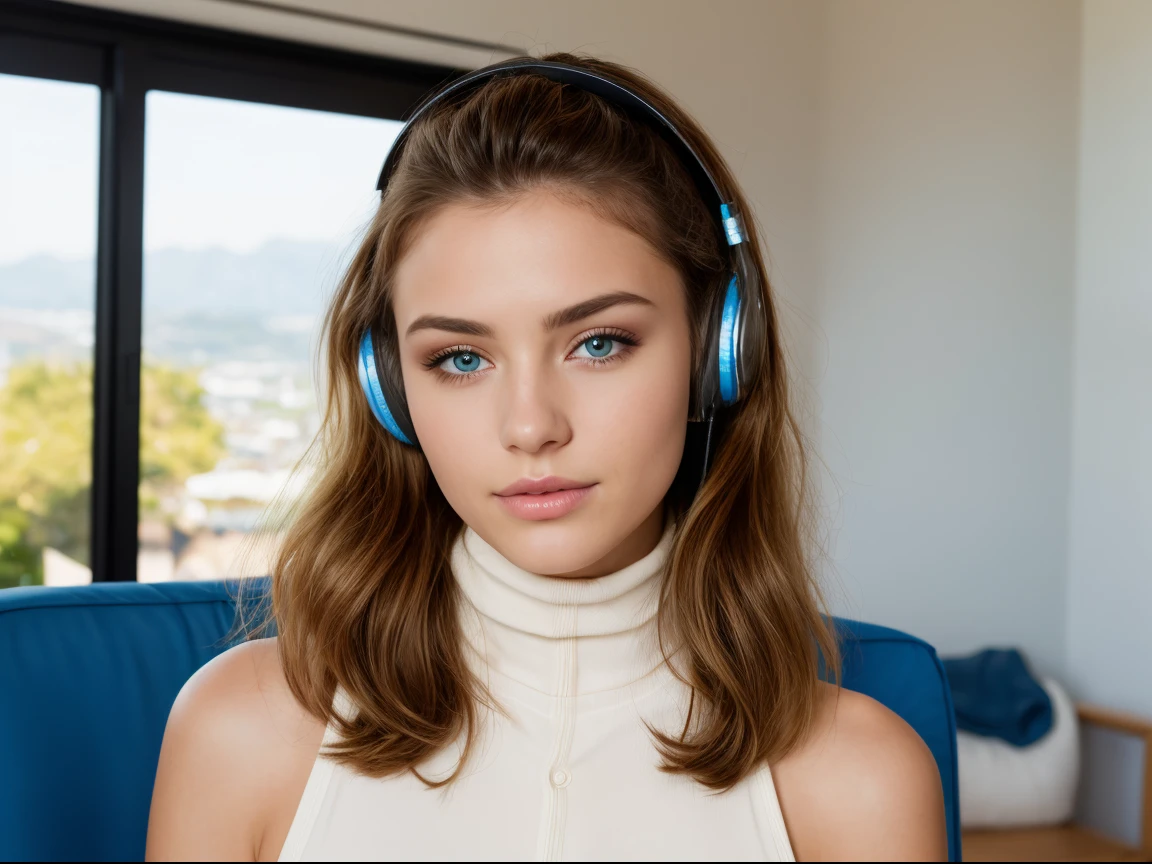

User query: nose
[497,356,572,455]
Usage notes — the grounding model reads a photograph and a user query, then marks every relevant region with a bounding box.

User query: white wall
[812,0,1082,678]
[1067,0,1152,718]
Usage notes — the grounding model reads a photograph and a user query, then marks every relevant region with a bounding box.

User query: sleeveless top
[277,517,796,861]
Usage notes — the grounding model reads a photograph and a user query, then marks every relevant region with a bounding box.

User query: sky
[0,72,403,266]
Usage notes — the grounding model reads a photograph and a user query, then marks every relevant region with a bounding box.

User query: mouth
[494,475,596,497]
[493,480,598,522]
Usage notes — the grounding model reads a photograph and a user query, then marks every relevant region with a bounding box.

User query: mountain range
[0,239,354,315]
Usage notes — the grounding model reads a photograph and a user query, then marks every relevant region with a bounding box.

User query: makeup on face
[494,485,596,521]
[493,475,598,522]
[390,193,691,574]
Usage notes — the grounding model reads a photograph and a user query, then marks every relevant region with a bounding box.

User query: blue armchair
[0,580,960,861]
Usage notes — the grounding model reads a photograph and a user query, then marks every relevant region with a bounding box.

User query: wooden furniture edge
[1077,704,1152,739]
[1076,702,1152,858]
[961,824,1149,862]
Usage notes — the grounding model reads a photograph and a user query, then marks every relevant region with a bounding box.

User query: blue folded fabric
[941,648,1053,746]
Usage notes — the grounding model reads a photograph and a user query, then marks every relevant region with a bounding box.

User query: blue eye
[582,335,614,358]
[436,351,492,376]
[451,352,481,372]
[426,329,636,381]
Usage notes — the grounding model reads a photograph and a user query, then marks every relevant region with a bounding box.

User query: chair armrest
[1076,703,1152,857]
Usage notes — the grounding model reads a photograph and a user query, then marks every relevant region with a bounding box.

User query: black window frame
[0,0,466,582]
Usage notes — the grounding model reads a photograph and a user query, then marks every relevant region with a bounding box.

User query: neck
[450,516,678,696]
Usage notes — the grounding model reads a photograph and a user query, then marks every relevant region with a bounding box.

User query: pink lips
[494,475,597,521]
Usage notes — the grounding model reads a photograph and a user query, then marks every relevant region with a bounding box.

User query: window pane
[141,91,401,582]
[0,73,100,589]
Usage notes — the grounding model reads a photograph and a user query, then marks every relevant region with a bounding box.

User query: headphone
[357,58,766,486]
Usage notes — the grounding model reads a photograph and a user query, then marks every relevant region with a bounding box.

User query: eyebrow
[404,291,656,339]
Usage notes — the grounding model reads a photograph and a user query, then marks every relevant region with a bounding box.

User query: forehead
[391,191,681,328]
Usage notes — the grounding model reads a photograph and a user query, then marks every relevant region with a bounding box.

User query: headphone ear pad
[717,274,742,405]
[358,330,416,446]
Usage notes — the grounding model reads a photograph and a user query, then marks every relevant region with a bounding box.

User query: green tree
[139,363,228,515]
[0,359,225,588]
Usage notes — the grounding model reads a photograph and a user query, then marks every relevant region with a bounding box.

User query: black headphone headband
[374,59,726,227]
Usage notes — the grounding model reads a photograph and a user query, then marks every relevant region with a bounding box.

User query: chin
[481,508,618,577]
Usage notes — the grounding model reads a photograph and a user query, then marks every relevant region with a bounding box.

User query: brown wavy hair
[250,51,840,792]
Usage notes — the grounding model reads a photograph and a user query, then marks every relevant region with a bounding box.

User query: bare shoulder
[146,637,327,862]
[770,682,948,862]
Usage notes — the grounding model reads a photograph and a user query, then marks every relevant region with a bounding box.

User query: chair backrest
[0,580,960,861]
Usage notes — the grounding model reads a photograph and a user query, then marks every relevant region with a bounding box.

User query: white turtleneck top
[277,518,795,861]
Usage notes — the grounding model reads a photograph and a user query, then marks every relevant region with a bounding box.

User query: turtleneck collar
[451,515,677,698]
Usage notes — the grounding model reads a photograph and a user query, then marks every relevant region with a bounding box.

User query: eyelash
[422,327,640,385]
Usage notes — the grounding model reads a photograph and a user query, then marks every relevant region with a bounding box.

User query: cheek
[577,338,692,472]
[404,375,487,501]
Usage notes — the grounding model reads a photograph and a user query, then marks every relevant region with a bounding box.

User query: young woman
[146,53,947,862]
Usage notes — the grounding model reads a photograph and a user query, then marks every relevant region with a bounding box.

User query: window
[139,92,401,581]
[0,1,457,584]
[0,73,100,588]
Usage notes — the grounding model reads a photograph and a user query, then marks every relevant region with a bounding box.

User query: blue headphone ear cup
[358,330,415,446]
[717,274,742,405]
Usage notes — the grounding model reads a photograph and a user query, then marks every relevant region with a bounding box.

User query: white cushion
[957,675,1079,828]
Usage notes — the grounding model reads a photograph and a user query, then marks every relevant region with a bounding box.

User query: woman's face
[391,188,692,577]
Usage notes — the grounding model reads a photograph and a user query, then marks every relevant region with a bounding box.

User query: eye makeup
[421,326,641,385]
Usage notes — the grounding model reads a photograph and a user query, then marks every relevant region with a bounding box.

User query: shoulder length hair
[256,51,840,792]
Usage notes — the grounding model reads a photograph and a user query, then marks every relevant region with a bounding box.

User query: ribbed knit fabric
[278,517,795,861]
